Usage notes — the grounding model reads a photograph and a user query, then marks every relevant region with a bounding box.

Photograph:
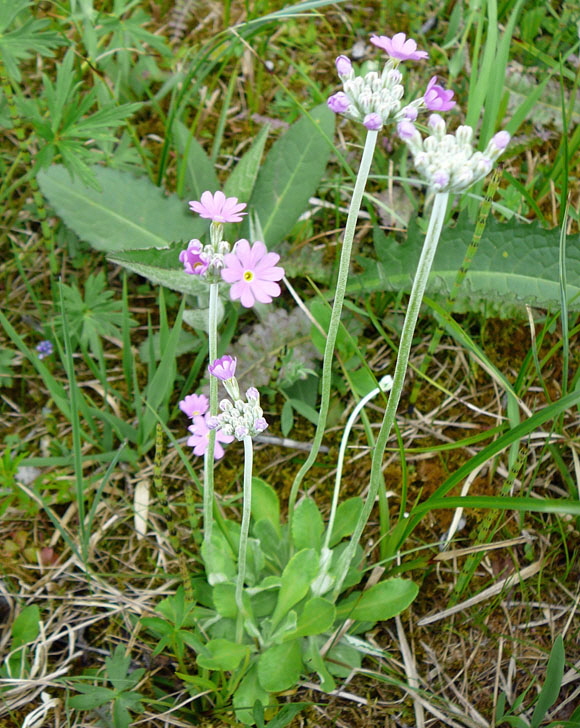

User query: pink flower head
[209,355,237,381]
[370,33,428,61]
[424,76,456,112]
[335,55,353,77]
[189,191,247,224]
[179,239,208,276]
[187,414,233,459]
[179,393,209,418]
[327,92,350,114]
[492,131,510,151]
[363,112,383,130]
[221,239,284,308]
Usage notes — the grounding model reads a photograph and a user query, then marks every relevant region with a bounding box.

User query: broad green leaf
[251,477,281,535]
[224,124,270,203]
[234,664,271,726]
[196,639,250,671]
[11,605,40,647]
[337,579,418,622]
[329,497,364,547]
[249,104,334,247]
[38,165,205,253]
[265,703,312,728]
[105,645,130,690]
[253,519,283,564]
[271,549,317,629]
[69,686,117,709]
[326,639,362,677]
[212,583,238,618]
[530,635,565,728]
[353,214,580,315]
[291,497,323,552]
[108,244,210,295]
[284,597,336,640]
[173,120,220,200]
[257,640,303,692]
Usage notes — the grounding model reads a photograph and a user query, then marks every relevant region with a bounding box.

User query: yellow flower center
[243,270,254,282]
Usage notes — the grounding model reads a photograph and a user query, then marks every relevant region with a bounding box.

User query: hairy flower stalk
[287,128,379,525]
[236,434,253,641]
[204,280,220,545]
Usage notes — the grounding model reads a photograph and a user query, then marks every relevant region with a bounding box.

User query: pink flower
[423,76,455,111]
[491,131,510,151]
[209,355,237,381]
[221,239,284,308]
[363,112,383,130]
[189,191,247,223]
[179,239,208,275]
[179,393,209,418]
[187,415,233,459]
[370,33,428,61]
[327,92,350,113]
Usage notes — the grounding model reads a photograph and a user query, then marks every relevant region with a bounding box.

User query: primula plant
[136,30,513,725]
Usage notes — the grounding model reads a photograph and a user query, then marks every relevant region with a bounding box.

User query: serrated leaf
[69,686,116,709]
[353,215,580,316]
[249,104,334,247]
[257,639,303,692]
[291,497,323,552]
[38,165,205,252]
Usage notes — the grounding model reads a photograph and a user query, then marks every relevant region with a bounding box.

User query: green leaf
[197,639,250,671]
[69,686,117,709]
[11,605,40,648]
[354,214,580,315]
[173,120,220,200]
[234,664,271,726]
[284,598,336,640]
[291,497,323,552]
[109,243,209,295]
[530,635,565,728]
[105,646,130,691]
[265,703,312,728]
[257,640,303,692]
[329,497,364,547]
[38,165,205,253]
[224,124,270,203]
[271,549,318,629]
[249,104,334,247]
[280,399,294,437]
[303,637,335,692]
[251,477,281,536]
[338,579,419,622]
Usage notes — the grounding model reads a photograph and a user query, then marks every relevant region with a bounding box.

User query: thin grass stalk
[204,282,220,546]
[236,435,253,642]
[287,129,378,527]
[333,191,449,597]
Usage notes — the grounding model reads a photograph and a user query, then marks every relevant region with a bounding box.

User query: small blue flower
[36,340,53,359]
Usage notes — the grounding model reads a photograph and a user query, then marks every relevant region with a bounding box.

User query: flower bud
[335,55,353,78]
[363,112,383,130]
[327,92,350,113]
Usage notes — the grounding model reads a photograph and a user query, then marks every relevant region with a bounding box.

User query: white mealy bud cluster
[398,114,510,193]
[207,386,268,440]
[328,56,407,131]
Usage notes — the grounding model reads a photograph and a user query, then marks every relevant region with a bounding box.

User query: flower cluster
[327,33,455,131]
[206,356,269,440]
[397,114,510,193]
[36,340,53,359]
[179,391,234,459]
[180,191,284,308]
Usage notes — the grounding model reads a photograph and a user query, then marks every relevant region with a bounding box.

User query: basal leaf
[329,497,364,547]
[338,579,419,623]
[284,597,335,640]
[352,214,580,315]
[233,664,271,726]
[271,549,317,629]
[251,477,281,536]
[249,104,334,247]
[196,639,250,671]
[257,639,303,692]
[38,165,205,252]
[291,497,323,552]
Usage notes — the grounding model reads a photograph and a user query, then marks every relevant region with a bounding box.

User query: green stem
[204,282,219,547]
[287,129,378,527]
[333,191,449,598]
[235,435,253,642]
